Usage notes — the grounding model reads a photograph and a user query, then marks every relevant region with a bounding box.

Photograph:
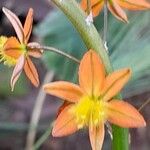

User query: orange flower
[2,7,43,91]
[44,50,146,150]
[81,0,150,22]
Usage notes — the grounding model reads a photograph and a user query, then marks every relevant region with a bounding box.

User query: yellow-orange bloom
[0,36,15,66]
[2,7,43,90]
[81,0,150,22]
[44,50,146,150]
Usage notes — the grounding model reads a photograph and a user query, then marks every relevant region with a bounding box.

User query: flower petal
[107,0,128,23]
[79,50,105,96]
[11,54,25,91]
[4,37,22,59]
[117,0,150,10]
[107,100,146,128]
[23,8,33,43]
[81,0,104,17]
[102,68,131,101]
[57,101,71,117]
[43,81,83,103]
[2,7,24,43]
[89,122,105,150]
[52,104,78,137]
[24,57,39,87]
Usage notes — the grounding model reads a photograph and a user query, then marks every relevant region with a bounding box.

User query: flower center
[0,37,27,67]
[72,96,107,129]
[0,36,16,66]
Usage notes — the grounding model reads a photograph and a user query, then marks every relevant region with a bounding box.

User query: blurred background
[0,0,150,149]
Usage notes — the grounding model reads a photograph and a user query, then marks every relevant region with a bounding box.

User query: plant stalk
[25,71,54,150]
[103,0,108,43]
[29,45,80,64]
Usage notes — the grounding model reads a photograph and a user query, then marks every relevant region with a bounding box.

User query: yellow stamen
[72,96,107,128]
[0,36,16,66]
[0,37,27,67]
[0,36,7,48]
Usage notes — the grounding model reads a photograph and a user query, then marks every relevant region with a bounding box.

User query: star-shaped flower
[44,50,146,150]
[81,0,150,22]
[2,8,42,90]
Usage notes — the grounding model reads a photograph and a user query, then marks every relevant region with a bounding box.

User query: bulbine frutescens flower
[44,50,146,150]
[1,7,43,90]
[81,0,150,22]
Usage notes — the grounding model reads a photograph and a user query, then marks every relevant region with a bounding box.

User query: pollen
[0,36,7,50]
[0,36,16,66]
[0,37,26,67]
[72,96,107,129]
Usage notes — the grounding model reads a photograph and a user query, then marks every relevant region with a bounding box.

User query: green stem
[50,0,129,150]
[138,98,150,111]
[103,0,108,43]
[33,125,52,150]
[112,125,129,150]
[29,45,80,64]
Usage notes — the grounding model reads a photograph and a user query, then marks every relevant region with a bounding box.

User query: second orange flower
[44,50,146,150]
[81,0,150,22]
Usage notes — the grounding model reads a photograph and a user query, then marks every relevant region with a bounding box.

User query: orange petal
[2,7,24,43]
[57,101,71,117]
[102,68,131,101]
[79,50,105,96]
[24,57,39,87]
[89,122,105,150]
[4,37,22,59]
[27,42,43,58]
[81,0,104,17]
[107,100,146,128]
[11,54,25,91]
[117,0,150,10]
[107,0,128,23]
[92,0,104,17]
[43,81,83,103]
[23,8,33,43]
[52,104,78,137]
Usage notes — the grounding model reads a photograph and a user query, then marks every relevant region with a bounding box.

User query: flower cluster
[0,3,148,150]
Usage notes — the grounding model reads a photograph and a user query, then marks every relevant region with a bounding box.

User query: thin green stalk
[33,125,52,150]
[139,98,150,111]
[29,45,80,64]
[103,0,108,43]
[25,71,54,150]
[50,0,129,150]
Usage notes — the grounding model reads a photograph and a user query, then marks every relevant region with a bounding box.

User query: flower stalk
[103,0,108,44]
[29,45,80,64]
